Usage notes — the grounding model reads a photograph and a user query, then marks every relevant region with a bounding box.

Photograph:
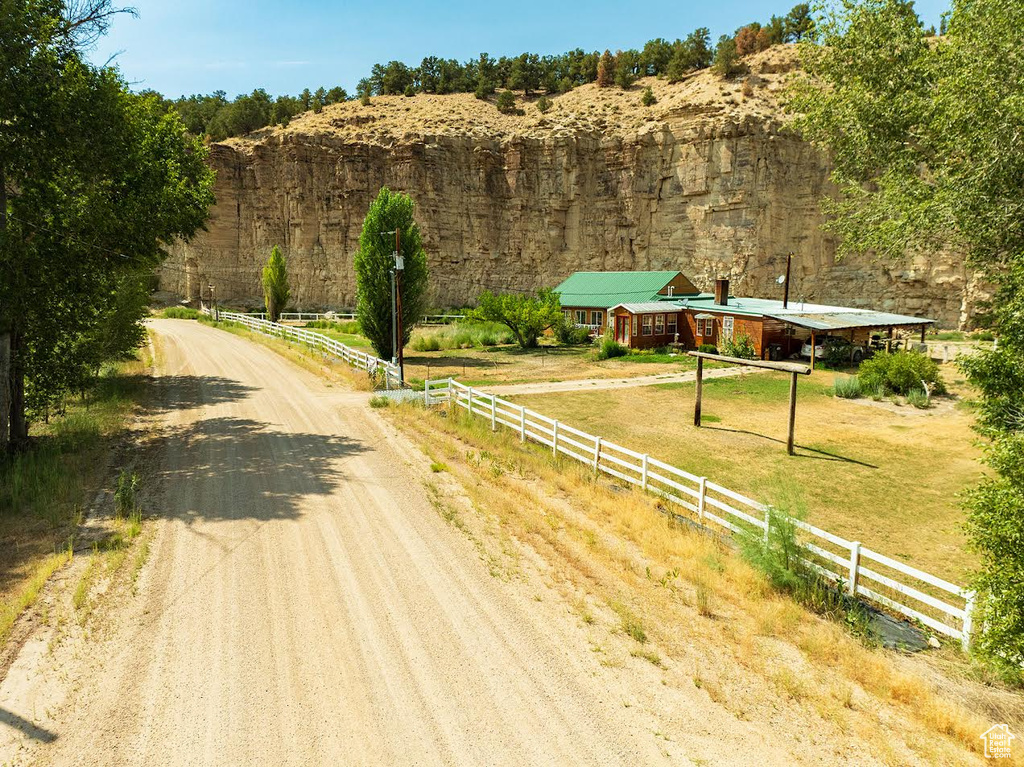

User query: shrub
[597,335,627,360]
[641,86,656,106]
[496,91,518,114]
[722,333,756,359]
[976,330,995,342]
[536,95,552,113]
[305,319,361,334]
[858,350,945,396]
[821,339,855,369]
[698,343,718,354]
[162,307,200,320]
[831,375,862,399]
[114,470,139,518]
[403,84,416,97]
[368,395,390,408]
[553,317,593,345]
[906,388,931,409]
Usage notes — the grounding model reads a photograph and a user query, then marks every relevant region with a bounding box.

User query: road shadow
[704,426,879,468]
[0,707,57,743]
[146,416,367,524]
[99,374,257,415]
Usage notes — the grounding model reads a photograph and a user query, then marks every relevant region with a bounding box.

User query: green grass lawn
[513,370,984,581]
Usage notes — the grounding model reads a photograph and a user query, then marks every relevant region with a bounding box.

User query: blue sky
[90,0,951,99]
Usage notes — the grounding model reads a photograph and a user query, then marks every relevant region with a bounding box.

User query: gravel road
[17,319,698,766]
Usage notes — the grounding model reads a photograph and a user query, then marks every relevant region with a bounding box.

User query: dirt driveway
[0,319,800,766]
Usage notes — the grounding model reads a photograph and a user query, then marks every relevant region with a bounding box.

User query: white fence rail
[426,377,974,649]
[212,309,402,389]
[273,312,464,325]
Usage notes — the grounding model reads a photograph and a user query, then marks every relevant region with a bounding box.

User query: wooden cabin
[554,271,699,333]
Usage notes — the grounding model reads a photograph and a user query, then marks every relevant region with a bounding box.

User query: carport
[766,309,936,370]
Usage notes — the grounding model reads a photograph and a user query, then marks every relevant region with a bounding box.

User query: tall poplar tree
[354,188,429,361]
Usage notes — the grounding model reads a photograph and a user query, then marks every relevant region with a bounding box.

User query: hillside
[161,46,980,327]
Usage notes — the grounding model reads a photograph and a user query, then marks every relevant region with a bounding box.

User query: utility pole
[0,164,10,455]
[394,228,405,384]
[783,252,792,309]
[380,228,405,385]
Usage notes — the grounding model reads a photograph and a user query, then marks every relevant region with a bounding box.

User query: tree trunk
[9,330,27,444]
[0,332,9,456]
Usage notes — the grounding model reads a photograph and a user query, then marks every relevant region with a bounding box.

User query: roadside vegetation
[382,398,1016,763]
[0,354,151,647]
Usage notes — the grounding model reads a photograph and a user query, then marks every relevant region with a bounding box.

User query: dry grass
[383,399,1022,765]
[237,47,798,151]
[0,350,153,647]
[513,367,983,581]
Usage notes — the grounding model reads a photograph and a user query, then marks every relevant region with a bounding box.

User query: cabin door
[615,315,629,344]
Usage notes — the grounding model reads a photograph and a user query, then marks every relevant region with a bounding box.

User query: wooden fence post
[641,454,649,491]
[520,406,526,442]
[698,477,707,525]
[552,420,559,457]
[962,591,976,652]
[694,357,704,427]
[593,437,602,475]
[848,542,862,597]
[763,508,771,545]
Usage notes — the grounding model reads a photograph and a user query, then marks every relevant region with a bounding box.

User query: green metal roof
[554,271,692,309]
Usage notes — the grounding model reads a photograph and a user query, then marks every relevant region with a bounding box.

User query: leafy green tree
[470,290,561,349]
[787,0,1024,673]
[784,3,814,41]
[508,53,541,95]
[712,35,742,77]
[0,0,215,445]
[312,87,327,112]
[354,188,429,360]
[614,49,640,89]
[667,28,713,82]
[596,50,615,88]
[357,78,372,106]
[261,246,290,322]
[640,38,673,76]
[325,86,348,103]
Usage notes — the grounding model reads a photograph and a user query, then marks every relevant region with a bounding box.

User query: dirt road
[1,320,671,765]
[0,319,803,766]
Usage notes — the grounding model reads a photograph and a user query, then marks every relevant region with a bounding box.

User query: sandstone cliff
[162,47,980,327]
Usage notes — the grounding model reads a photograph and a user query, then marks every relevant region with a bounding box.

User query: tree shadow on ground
[145,416,367,524]
[102,374,258,415]
[704,425,879,468]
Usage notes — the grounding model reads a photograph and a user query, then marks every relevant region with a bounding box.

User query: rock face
[162,50,980,327]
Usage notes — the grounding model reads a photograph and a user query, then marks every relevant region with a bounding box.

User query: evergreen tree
[784,3,814,41]
[261,246,291,322]
[641,86,656,106]
[354,188,429,360]
[712,35,742,77]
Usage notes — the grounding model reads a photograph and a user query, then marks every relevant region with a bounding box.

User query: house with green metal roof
[554,271,699,330]
[555,270,934,366]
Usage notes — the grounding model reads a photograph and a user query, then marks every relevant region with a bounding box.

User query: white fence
[424,378,975,649]
[272,312,465,325]
[212,310,403,389]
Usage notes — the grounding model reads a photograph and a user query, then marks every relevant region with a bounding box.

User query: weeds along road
[24,318,699,766]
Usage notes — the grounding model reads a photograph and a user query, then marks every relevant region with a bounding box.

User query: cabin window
[655,314,665,334]
[722,316,735,342]
[563,310,571,321]
[667,315,677,336]
[632,316,639,335]
[575,310,586,324]
[591,310,602,326]
[698,317,714,336]
[642,315,653,335]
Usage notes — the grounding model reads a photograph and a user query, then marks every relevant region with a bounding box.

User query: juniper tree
[261,246,291,322]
